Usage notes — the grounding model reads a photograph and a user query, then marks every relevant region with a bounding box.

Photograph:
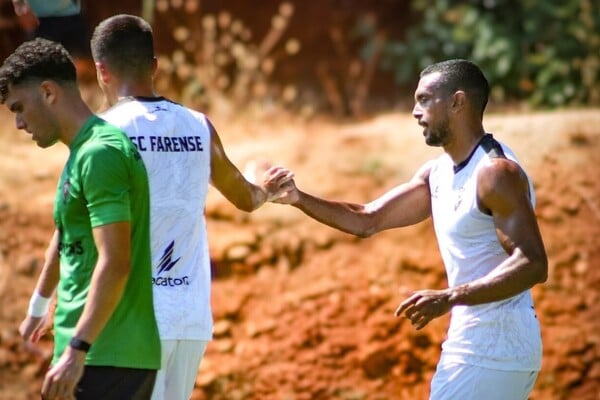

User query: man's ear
[451,90,467,113]
[95,61,110,84]
[39,80,59,105]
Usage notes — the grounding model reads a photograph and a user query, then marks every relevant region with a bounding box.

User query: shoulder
[478,155,527,188]
[78,120,131,157]
[414,159,436,181]
[176,102,208,124]
[421,154,451,184]
[477,157,530,214]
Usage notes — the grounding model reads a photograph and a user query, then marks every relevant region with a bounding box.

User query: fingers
[263,166,298,204]
[42,369,77,400]
[394,292,419,317]
[19,316,46,343]
[31,327,45,343]
[264,166,294,185]
[394,292,432,330]
[41,371,58,400]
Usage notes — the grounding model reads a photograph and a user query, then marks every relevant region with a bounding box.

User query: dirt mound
[0,109,598,399]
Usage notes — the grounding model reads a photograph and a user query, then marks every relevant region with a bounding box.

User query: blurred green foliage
[370,0,600,107]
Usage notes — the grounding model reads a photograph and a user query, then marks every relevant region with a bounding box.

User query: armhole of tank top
[476,135,508,216]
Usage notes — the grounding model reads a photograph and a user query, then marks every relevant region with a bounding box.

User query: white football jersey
[428,134,542,371]
[102,97,213,340]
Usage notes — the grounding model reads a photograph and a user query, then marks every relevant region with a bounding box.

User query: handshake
[245,161,299,204]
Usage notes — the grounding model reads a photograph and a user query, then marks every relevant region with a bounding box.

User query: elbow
[355,227,375,239]
[237,203,256,213]
[529,252,548,285]
[353,221,378,238]
[353,213,383,238]
[514,247,548,286]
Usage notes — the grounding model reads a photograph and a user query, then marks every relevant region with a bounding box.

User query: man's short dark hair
[421,59,490,117]
[0,38,76,104]
[91,14,155,79]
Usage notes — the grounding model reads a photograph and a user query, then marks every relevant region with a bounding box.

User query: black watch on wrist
[69,337,92,353]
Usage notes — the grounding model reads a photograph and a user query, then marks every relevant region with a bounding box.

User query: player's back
[101,97,214,340]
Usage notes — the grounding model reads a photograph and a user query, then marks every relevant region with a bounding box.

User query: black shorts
[69,366,156,400]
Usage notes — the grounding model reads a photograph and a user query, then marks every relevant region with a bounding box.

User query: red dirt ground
[0,107,598,400]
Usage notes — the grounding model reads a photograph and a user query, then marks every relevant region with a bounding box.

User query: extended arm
[396,159,547,329]
[42,221,132,400]
[264,161,433,237]
[209,119,276,211]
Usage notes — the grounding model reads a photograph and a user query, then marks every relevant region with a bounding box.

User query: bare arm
[265,161,433,237]
[396,159,547,329]
[35,229,60,297]
[71,221,132,343]
[208,120,271,212]
[19,229,60,342]
[42,221,132,400]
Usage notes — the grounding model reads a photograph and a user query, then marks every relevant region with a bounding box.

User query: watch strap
[69,337,92,353]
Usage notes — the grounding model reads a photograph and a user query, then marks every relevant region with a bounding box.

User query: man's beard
[425,120,450,147]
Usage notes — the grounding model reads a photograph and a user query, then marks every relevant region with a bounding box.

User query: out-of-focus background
[0,1,598,399]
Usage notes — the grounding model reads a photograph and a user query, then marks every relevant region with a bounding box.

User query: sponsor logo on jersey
[153,240,190,286]
[58,239,84,256]
[150,105,169,113]
[152,276,190,286]
[157,240,181,274]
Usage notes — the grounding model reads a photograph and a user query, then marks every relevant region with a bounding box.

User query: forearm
[449,248,547,306]
[35,230,61,297]
[238,180,268,212]
[71,257,129,343]
[293,190,373,237]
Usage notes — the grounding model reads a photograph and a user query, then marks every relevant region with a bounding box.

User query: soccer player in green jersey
[0,38,160,399]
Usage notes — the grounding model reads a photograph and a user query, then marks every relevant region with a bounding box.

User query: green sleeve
[79,144,132,228]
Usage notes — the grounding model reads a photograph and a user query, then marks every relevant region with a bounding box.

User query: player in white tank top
[428,135,542,372]
[90,15,290,400]
[263,60,547,400]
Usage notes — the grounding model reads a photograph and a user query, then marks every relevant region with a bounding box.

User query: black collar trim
[453,133,496,174]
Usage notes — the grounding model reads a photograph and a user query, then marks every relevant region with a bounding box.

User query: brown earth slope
[0,108,598,400]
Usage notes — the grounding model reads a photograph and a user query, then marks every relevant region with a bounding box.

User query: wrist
[69,337,92,353]
[448,284,468,306]
[28,292,51,317]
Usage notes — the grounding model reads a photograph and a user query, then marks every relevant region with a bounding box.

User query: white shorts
[430,361,538,400]
[151,339,209,400]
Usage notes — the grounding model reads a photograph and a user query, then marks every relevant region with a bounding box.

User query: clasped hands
[262,165,298,204]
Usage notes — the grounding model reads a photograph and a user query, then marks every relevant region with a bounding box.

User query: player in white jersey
[264,59,547,399]
[89,15,289,400]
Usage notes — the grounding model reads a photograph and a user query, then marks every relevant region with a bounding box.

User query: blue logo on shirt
[157,240,181,274]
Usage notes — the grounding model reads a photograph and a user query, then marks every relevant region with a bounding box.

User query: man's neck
[116,81,157,101]
[59,94,94,146]
[444,126,486,166]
